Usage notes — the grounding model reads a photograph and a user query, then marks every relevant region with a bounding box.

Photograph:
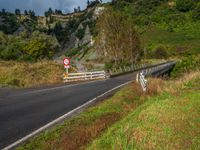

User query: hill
[0,1,104,62]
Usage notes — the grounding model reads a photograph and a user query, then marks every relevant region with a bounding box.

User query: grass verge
[88,72,200,150]
[0,60,65,88]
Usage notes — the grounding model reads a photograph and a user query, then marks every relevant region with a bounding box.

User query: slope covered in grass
[0,61,64,88]
[88,72,200,150]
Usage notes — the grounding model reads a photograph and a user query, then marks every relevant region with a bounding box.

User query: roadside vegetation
[0,61,64,88]
[88,71,200,150]
[17,71,200,150]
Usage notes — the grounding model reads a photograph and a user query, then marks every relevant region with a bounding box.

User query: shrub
[76,28,85,39]
[0,31,59,61]
[192,2,200,20]
[176,0,195,12]
[171,55,200,78]
[153,46,168,59]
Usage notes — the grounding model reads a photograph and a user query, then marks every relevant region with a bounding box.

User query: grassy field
[88,72,200,150]
[17,71,200,150]
[0,61,65,88]
[142,26,200,56]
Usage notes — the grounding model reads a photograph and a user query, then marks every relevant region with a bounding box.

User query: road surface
[0,72,136,149]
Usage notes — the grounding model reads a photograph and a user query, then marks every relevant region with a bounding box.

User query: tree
[87,0,90,6]
[28,10,36,19]
[74,8,78,13]
[192,2,200,20]
[77,6,81,12]
[176,0,195,12]
[24,31,59,60]
[44,8,53,17]
[1,8,6,15]
[24,10,28,15]
[96,7,141,67]
[15,9,21,15]
[55,9,62,15]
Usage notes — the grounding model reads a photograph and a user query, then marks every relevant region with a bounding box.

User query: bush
[171,55,200,78]
[76,28,85,39]
[0,31,59,61]
[176,0,195,12]
[0,13,20,34]
[192,2,200,20]
[153,46,168,59]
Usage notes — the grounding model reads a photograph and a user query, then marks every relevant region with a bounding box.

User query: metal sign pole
[66,68,68,74]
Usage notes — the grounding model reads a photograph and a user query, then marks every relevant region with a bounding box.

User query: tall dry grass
[0,60,67,88]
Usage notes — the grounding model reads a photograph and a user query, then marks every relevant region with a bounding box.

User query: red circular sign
[63,58,70,68]
[63,58,70,65]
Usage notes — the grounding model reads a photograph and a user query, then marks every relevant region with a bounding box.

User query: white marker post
[137,71,148,92]
[63,58,70,75]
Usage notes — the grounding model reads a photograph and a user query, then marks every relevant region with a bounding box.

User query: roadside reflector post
[137,71,147,92]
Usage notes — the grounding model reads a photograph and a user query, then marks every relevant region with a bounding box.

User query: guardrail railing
[63,61,176,83]
[137,72,147,92]
[63,71,106,83]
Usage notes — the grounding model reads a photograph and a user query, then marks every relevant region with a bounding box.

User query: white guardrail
[63,71,106,83]
[136,71,147,92]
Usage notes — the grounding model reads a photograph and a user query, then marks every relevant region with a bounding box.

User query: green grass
[88,72,200,150]
[142,26,200,56]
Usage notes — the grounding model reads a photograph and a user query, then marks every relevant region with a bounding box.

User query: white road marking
[3,81,132,150]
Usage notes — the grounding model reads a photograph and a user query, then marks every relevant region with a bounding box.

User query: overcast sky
[0,0,111,15]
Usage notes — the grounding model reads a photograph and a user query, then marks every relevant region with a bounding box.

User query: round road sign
[63,58,70,66]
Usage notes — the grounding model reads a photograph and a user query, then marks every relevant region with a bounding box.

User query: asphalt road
[0,72,136,149]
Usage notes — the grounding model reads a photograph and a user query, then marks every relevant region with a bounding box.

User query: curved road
[0,61,176,149]
[0,72,136,149]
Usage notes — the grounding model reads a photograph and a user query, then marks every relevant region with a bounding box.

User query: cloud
[0,0,111,15]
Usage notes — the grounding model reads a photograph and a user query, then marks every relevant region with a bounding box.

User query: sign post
[63,58,70,76]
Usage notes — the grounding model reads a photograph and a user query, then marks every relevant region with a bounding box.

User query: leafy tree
[77,6,81,12]
[55,9,62,15]
[76,28,85,39]
[24,10,28,15]
[87,0,90,7]
[44,8,53,18]
[28,10,36,19]
[176,0,195,12]
[53,22,66,42]
[24,31,59,60]
[0,14,20,34]
[1,8,6,15]
[0,31,60,61]
[74,8,78,13]
[0,32,25,60]
[15,9,21,15]
[192,2,200,20]
[96,7,141,67]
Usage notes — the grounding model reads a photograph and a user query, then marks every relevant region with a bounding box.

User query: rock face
[81,25,94,46]
[94,7,105,16]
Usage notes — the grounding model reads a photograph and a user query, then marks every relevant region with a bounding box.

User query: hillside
[0,2,104,63]
[0,0,199,87]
